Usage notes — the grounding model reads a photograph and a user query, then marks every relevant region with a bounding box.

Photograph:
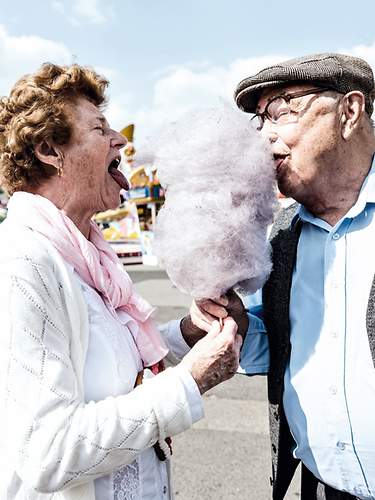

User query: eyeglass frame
[251,87,337,130]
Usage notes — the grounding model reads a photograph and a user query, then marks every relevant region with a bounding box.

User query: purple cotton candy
[146,103,278,299]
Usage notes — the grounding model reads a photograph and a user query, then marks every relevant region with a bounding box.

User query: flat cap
[234,53,375,116]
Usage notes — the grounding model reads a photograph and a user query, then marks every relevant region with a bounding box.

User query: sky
[1,0,375,143]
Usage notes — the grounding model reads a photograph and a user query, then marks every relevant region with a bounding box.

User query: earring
[57,158,63,177]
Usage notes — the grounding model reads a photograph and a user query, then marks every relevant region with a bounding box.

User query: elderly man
[181,53,375,499]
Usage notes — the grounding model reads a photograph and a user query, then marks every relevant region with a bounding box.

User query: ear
[340,91,366,140]
[34,141,63,170]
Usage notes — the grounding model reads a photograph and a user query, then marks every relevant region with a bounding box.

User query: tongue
[108,166,130,190]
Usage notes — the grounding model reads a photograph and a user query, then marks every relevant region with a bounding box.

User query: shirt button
[163,485,167,495]
[332,233,340,240]
[337,441,346,451]
[329,385,337,395]
[331,331,338,338]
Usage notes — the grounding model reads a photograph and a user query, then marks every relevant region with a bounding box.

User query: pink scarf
[7,192,168,367]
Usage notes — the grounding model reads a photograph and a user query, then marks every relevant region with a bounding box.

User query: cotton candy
[143,103,278,299]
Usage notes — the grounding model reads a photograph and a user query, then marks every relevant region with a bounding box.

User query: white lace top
[79,274,173,500]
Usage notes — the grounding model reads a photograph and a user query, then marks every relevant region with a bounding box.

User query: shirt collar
[291,153,375,228]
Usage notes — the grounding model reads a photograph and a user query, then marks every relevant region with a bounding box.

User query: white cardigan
[0,219,202,500]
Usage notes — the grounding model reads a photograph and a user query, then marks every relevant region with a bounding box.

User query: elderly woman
[0,63,242,500]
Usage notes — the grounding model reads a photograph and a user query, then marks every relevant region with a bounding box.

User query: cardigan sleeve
[0,253,202,494]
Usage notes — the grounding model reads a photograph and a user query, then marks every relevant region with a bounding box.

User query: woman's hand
[181,289,249,346]
[180,317,242,394]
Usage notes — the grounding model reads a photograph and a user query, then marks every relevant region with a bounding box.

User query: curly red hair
[0,63,108,194]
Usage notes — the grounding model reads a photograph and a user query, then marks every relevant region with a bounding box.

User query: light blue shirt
[240,159,375,498]
[238,289,269,375]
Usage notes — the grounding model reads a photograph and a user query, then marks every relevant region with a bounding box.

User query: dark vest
[262,204,375,499]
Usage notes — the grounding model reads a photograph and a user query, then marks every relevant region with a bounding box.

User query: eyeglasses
[251,87,332,130]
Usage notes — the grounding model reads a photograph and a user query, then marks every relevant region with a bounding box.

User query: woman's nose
[112,130,127,149]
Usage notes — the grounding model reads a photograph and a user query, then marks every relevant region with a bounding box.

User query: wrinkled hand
[180,317,242,394]
[182,290,249,345]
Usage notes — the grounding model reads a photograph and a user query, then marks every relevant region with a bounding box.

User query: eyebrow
[257,92,281,110]
[256,97,273,114]
[257,86,293,112]
[256,91,287,114]
[93,116,108,126]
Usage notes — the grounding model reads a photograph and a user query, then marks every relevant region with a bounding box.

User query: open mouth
[108,157,130,190]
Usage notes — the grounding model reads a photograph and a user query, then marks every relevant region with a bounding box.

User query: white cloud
[51,0,113,25]
[0,25,127,130]
[130,44,375,143]
[0,25,72,95]
[105,91,134,132]
[132,54,286,142]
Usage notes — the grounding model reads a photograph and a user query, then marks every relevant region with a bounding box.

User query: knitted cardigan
[0,220,199,500]
[262,204,375,499]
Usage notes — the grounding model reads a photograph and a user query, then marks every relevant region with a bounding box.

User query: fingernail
[222,297,229,306]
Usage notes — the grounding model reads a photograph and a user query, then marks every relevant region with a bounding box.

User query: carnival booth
[93,124,165,265]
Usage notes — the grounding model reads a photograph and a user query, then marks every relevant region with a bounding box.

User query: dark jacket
[262,204,375,499]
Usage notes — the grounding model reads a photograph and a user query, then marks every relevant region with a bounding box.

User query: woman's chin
[107,195,121,211]
[104,185,122,210]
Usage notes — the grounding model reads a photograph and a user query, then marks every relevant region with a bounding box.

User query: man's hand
[181,290,249,346]
[180,317,242,394]
[225,289,249,337]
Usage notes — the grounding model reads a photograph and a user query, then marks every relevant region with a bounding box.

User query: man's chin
[277,177,295,200]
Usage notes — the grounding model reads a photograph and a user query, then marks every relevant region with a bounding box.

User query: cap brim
[235,78,331,113]
[235,80,285,113]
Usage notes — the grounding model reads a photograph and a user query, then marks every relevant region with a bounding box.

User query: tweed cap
[234,53,375,116]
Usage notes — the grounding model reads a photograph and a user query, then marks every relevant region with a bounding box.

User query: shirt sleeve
[237,292,269,376]
[158,319,191,360]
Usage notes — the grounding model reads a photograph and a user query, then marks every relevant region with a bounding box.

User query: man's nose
[267,132,279,144]
[261,125,278,144]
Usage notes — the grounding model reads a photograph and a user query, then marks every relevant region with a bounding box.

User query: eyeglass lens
[252,88,331,130]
